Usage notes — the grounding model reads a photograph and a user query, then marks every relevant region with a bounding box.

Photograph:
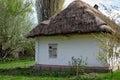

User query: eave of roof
[26,0,119,38]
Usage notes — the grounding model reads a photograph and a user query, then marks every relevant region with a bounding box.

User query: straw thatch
[26,0,119,38]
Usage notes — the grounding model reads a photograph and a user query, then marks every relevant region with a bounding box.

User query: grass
[0,59,68,80]
[0,76,67,80]
[95,70,120,80]
[70,71,120,80]
[0,59,120,80]
[0,59,34,69]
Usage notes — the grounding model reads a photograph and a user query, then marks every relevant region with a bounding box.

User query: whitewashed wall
[35,34,107,67]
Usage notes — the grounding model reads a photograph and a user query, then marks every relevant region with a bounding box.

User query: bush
[69,56,88,76]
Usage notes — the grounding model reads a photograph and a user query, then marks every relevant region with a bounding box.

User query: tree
[94,32,120,77]
[0,0,34,61]
[35,0,65,23]
[99,2,120,24]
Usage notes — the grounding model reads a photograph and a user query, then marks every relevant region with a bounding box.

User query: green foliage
[94,32,120,78]
[69,56,88,76]
[36,0,65,22]
[0,58,34,68]
[0,59,72,78]
[0,59,120,80]
[94,32,120,66]
[69,71,120,80]
[0,0,35,60]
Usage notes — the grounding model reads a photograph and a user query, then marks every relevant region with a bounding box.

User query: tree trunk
[0,43,3,58]
[0,43,10,61]
[35,0,64,23]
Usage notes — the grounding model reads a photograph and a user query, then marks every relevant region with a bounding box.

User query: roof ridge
[26,0,119,38]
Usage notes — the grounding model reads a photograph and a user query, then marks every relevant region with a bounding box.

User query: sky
[64,0,120,9]
[33,0,120,24]
[63,0,120,23]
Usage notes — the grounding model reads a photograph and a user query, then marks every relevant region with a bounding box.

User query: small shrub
[69,56,87,76]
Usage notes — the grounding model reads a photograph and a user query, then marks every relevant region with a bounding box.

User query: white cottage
[26,0,120,72]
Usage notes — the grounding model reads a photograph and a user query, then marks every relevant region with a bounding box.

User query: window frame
[48,43,58,58]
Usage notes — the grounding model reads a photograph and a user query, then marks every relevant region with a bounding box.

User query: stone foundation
[30,64,110,73]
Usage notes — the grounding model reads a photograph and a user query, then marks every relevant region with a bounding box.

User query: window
[48,44,57,58]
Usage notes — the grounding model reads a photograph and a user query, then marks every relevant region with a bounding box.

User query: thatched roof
[26,0,119,38]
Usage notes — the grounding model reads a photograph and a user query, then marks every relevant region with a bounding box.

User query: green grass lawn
[0,59,34,69]
[0,59,120,80]
[0,59,68,80]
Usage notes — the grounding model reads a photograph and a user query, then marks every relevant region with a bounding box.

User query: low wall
[30,64,110,73]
